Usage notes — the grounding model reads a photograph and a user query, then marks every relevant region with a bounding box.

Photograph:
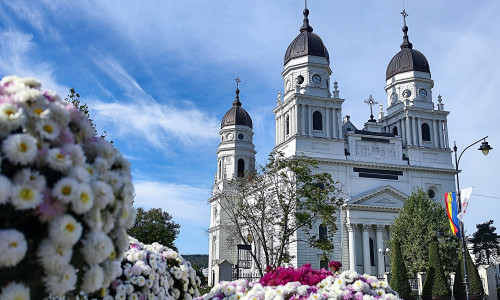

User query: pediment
[347,185,408,209]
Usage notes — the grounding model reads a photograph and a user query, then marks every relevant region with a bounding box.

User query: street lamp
[453,136,493,300]
[378,248,390,273]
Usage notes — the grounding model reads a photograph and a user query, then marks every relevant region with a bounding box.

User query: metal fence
[408,278,419,291]
[231,267,260,282]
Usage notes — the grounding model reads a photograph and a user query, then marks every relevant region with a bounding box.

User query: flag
[444,192,460,236]
[457,187,474,221]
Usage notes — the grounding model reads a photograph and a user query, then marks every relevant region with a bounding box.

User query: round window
[238,133,244,140]
[428,189,436,199]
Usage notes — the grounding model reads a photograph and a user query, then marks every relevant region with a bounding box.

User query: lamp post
[453,136,493,300]
[378,248,390,273]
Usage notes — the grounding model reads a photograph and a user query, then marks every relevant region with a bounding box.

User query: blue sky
[0,0,498,254]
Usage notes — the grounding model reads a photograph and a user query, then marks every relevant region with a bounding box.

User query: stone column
[412,117,418,147]
[444,121,449,149]
[337,109,342,139]
[433,119,439,149]
[347,223,357,271]
[308,105,312,136]
[326,107,331,138]
[292,106,296,136]
[362,224,371,275]
[417,118,423,146]
[376,225,385,276]
[405,116,412,146]
[275,115,279,145]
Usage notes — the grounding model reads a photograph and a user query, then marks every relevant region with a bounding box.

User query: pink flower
[35,190,65,222]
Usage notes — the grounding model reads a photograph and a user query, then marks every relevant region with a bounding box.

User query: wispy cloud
[133,180,210,227]
[0,29,67,94]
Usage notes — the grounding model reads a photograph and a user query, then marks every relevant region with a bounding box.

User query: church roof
[284,9,329,66]
[386,21,430,80]
[221,89,253,129]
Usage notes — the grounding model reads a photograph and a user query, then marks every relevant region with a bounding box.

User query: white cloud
[133,180,210,227]
[0,29,68,95]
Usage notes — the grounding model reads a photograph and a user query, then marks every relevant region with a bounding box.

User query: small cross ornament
[364,95,378,121]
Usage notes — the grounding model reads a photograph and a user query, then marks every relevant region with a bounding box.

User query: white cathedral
[207,8,456,285]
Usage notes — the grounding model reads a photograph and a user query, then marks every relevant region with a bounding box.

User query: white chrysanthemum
[37,238,72,273]
[0,175,12,204]
[45,101,70,125]
[84,207,103,231]
[13,168,46,190]
[352,280,370,293]
[128,293,139,300]
[11,184,42,210]
[101,171,124,193]
[68,166,91,183]
[71,183,93,214]
[93,181,114,209]
[13,87,45,103]
[101,260,123,288]
[101,211,115,234]
[36,118,60,140]
[0,229,28,267]
[43,264,77,296]
[2,133,37,165]
[0,282,30,300]
[64,144,85,167]
[93,156,111,173]
[81,264,105,293]
[21,77,41,89]
[111,227,130,255]
[125,284,134,295]
[48,214,83,247]
[0,103,25,132]
[120,205,136,228]
[52,177,78,203]
[115,293,127,300]
[81,230,113,264]
[46,148,72,172]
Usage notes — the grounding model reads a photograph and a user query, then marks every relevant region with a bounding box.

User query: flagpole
[453,136,491,300]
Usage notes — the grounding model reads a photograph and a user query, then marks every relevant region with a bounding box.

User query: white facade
[208,9,456,285]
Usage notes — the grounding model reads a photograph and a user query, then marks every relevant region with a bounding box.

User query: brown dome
[221,89,253,129]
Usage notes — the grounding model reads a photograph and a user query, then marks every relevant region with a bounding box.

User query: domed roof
[386,25,430,80]
[221,89,253,129]
[284,9,329,66]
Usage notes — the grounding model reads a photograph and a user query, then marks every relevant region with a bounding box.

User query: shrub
[422,240,451,297]
[389,241,412,299]
[452,255,466,296]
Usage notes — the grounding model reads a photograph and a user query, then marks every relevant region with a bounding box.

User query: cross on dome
[364,95,378,122]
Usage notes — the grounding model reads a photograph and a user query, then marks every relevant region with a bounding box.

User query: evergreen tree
[471,220,500,265]
[389,241,412,299]
[390,189,459,276]
[422,240,451,297]
[452,250,485,298]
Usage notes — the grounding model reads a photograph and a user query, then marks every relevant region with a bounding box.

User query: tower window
[218,160,222,179]
[319,224,327,240]
[320,259,328,270]
[286,115,290,136]
[421,123,431,141]
[313,111,322,130]
[237,159,245,178]
[392,126,398,136]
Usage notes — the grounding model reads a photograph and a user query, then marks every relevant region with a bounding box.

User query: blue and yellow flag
[444,192,460,237]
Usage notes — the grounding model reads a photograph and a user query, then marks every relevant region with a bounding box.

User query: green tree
[471,220,500,265]
[128,207,180,251]
[389,241,412,299]
[452,249,484,298]
[215,152,343,276]
[422,240,452,297]
[390,189,459,276]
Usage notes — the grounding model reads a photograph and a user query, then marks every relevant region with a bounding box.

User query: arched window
[421,123,431,141]
[218,160,222,179]
[212,236,217,260]
[369,238,375,266]
[237,159,245,178]
[319,224,327,240]
[313,111,322,130]
[392,126,398,136]
[285,115,290,136]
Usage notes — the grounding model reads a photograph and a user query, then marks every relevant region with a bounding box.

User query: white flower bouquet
[106,237,201,300]
[0,76,136,299]
[199,270,400,300]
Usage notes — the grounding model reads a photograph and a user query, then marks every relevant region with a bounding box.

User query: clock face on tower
[311,74,321,85]
[418,88,428,99]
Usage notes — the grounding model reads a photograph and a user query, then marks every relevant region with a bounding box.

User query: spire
[400,9,413,49]
[300,1,313,33]
[233,77,242,106]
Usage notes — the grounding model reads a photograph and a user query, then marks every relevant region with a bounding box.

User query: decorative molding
[362,223,372,231]
[356,141,396,159]
[346,223,357,232]
[375,225,386,231]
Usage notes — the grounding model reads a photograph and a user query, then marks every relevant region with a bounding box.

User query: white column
[308,105,312,136]
[412,117,418,147]
[438,120,444,149]
[405,117,412,146]
[362,224,371,275]
[347,223,357,271]
[337,109,342,139]
[275,116,279,145]
[444,121,449,149]
[433,119,439,149]
[417,118,423,146]
[333,108,338,138]
[291,106,296,136]
[398,119,402,137]
[297,105,302,136]
[376,225,385,276]
[302,104,306,136]
[326,107,331,138]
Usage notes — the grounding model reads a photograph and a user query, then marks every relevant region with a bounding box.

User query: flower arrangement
[106,237,201,300]
[0,76,136,299]
[259,264,332,287]
[200,268,400,300]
